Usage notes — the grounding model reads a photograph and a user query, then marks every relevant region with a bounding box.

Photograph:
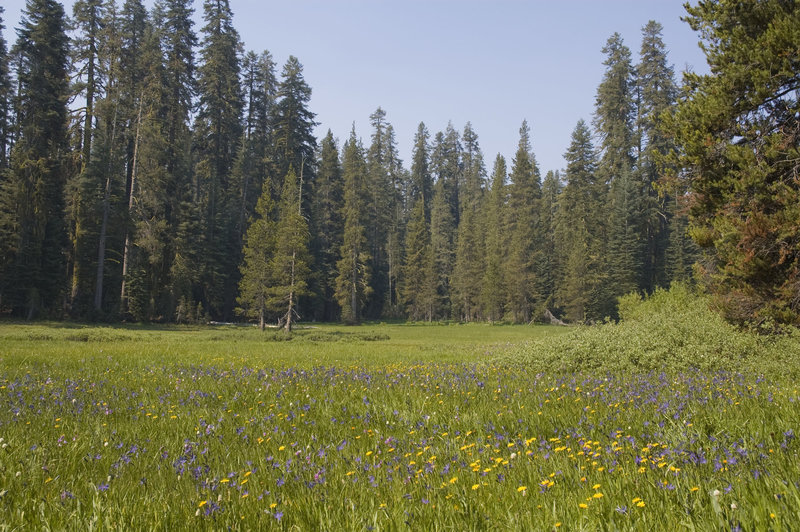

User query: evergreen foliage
[0,0,71,318]
[311,131,343,321]
[0,2,780,331]
[335,131,371,324]
[237,176,276,330]
[669,0,800,326]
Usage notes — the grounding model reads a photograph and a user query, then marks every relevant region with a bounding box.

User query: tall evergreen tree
[595,32,642,311]
[452,123,485,321]
[504,120,542,322]
[637,20,677,291]
[66,0,105,313]
[364,107,394,318]
[0,0,71,318]
[0,7,13,170]
[480,154,507,321]
[409,122,432,219]
[595,32,636,182]
[383,123,405,316]
[117,0,148,314]
[429,125,461,318]
[554,120,606,322]
[192,0,244,320]
[233,49,276,240]
[270,166,310,332]
[668,0,800,326]
[311,130,344,321]
[272,56,316,211]
[402,197,436,321]
[237,175,276,330]
[335,131,371,324]
[539,170,561,307]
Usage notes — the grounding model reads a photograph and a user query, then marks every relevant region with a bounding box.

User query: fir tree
[554,120,605,322]
[335,131,371,324]
[594,33,642,313]
[311,130,344,321]
[637,20,677,292]
[237,176,276,330]
[668,0,800,325]
[270,166,310,332]
[0,7,13,169]
[451,123,486,321]
[409,122,432,219]
[272,56,316,212]
[0,0,71,318]
[402,197,436,321]
[193,0,244,320]
[364,107,394,318]
[505,120,542,323]
[428,125,461,318]
[480,154,507,322]
[594,32,636,182]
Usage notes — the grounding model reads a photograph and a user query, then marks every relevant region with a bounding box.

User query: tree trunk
[94,99,119,312]
[120,95,144,314]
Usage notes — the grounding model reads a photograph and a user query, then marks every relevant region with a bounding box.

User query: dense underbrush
[501,284,800,375]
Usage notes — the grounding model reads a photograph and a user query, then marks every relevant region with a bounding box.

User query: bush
[499,283,800,375]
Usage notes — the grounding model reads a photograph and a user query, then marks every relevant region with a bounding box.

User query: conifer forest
[0,0,797,330]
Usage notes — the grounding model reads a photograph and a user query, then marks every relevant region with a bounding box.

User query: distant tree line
[0,0,795,327]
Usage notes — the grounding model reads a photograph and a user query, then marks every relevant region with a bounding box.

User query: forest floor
[1,303,799,530]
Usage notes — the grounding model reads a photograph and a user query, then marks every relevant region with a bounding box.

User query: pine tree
[595,33,642,312]
[452,122,486,321]
[117,0,148,314]
[237,176,276,330]
[505,120,542,323]
[539,170,561,307]
[193,0,244,320]
[0,0,71,318]
[272,56,316,212]
[383,124,405,316]
[311,130,344,321]
[120,13,171,320]
[160,0,196,319]
[364,107,394,318]
[429,125,461,318]
[270,166,310,332]
[66,0,105,314]
[637,20,677,292]
[235,50,276,236]
[335,131,371,324]
[409,122,432,219]
[668,0,800,325]
[480,154,507,322]
[595,33,636,182]
[402,197,436,321]
[0,7,12,170]
[554,120,605,322]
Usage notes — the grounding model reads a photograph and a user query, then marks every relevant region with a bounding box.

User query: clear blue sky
[2,0,709,175]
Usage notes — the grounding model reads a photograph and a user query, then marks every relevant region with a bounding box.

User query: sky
[1,0,710,175]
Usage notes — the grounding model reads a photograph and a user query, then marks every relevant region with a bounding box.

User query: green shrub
[500,283,800,375]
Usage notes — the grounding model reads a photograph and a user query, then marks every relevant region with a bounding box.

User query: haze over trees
[0,0,796,328]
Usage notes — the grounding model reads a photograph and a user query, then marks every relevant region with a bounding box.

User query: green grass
[0,306,799,530]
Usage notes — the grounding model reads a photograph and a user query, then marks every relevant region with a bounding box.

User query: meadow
[1,290,799,530]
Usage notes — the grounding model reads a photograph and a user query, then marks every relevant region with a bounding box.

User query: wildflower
[198,500,207,508]
[471,484,480,490]
[579,503,588,509]
[690,486,699,492]
[449,477,457,484]
[517,486,527,493]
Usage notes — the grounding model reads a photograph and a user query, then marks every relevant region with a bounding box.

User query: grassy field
[1,306,799,530]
